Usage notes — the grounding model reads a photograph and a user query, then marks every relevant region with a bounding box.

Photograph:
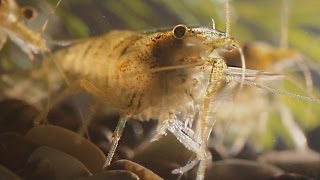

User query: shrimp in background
[211,0,320,156]
[212,43,317,154]
[0,0,68,107]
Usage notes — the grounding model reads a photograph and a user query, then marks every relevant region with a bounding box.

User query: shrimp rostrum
[32,20,320,180]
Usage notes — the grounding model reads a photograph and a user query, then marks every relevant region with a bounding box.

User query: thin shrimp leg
[33,79,122,125]
[163,119,205,175]
[195,57,226,180]
[229,123,253,155]
[277,102,308,150]
[151,120,170,142]
[104,116,128,167]
[170,57,226,179]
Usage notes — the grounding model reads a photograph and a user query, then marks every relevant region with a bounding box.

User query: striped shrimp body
[33,23,241,178]
[32,21,320,179]
[40,24,241,121]
[46,29,210,119]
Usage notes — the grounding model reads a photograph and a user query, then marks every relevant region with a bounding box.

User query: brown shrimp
[28,19,250,179]
[30,21,320,180]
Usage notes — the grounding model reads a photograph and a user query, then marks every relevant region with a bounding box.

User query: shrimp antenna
[280,0,289,49]
[225,0,231,36]
[211,18,216,30]
[296,59,314,96]
[279,0,314,97]
[147,62,204,73]
[224,0,246,91]
[231,77,320,104]
[41,0,63,33]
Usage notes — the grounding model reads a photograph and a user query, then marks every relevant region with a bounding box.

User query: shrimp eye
[173,24,187,39]
[22,7,38,21]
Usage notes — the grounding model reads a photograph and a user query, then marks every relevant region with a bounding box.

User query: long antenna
[225,0,246,90]
[280,0,289,49]
[230,77,320,104]
[225,0,231,36]
[41,0,63,33]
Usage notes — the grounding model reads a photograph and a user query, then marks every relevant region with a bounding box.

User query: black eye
[22,7,38,20]
[173,24,187,39]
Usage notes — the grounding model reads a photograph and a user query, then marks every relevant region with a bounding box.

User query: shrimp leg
[277,102,308,150]
[104,116,128,167]
[162,57,226,179]
[196,56,226,180]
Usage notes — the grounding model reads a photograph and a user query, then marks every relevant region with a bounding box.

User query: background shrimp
[1,0,320,180]
[0,0,63,62]
[0,0,69,108]
[0,0,44,60]
[210,0,320,157]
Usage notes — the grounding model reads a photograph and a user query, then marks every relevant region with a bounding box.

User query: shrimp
[28,19,320,180]
[216,42,315,154]
[0,0,62,60]
[26,14,248,176]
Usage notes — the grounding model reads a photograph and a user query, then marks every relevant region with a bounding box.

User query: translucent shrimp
[27,21,320,180]
[0,0,72,126]
[214,0,320,156]
[27,16,250,176]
